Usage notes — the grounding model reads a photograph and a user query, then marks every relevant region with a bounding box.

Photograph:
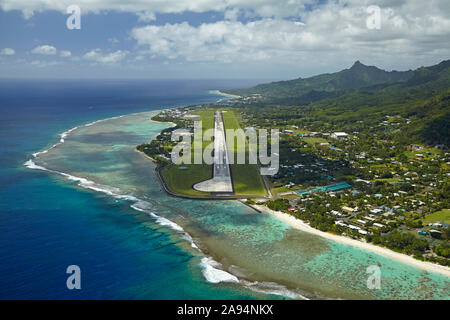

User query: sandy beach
[147,107,450,278]
[250,203,450,277]
[149,119,176,127]
[212,90,242,99]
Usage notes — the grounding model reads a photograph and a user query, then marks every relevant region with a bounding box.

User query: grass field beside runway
[161,108,268,198]
[222,109,267,197]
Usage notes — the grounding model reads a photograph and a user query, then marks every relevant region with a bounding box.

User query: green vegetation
[223,61,414,105]
[225,59,450,146]
[219,59,450,266]
[422,209,450,224]
[138,107,267,198]
[434,241,450,258]
[302,137,328,144]
[222,109,267,197]
[161,164,211,197]
[138,59,450,266]
[266,199,290,211]
[136,126,176,163]
[231,165,266,196]
[273,186,292,193]
[371,230,429,256]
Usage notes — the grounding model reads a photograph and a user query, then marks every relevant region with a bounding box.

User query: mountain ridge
[223,61,420,104]
[225,59,450,146]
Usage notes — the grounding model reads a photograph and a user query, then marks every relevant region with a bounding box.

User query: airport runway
[193,111,233,193]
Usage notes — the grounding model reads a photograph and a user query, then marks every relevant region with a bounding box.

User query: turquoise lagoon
[29,111,450,300]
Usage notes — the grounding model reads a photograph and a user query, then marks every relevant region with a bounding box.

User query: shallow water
[31,111,450,300]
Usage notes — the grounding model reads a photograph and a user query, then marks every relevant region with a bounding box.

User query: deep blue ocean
[0,79,266,299]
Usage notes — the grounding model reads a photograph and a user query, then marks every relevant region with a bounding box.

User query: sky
[0,0,449,79]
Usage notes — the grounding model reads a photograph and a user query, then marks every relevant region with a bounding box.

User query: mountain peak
[223,59,419,102]
[351,60,366,68]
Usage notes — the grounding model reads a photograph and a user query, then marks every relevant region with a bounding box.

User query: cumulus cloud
[137,11,156,22]
[60,50,71,57]
[0,48,15,55]
[0,0,318,18]
[2,0,449,75]
[130,1,450,69]
[132,20,307,63]
[31,60,61,67]
[83,49,129,63]
[31,45,57,55]
[2,0,450,23]
[224,8,240,21]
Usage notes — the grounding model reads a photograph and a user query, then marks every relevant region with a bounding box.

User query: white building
[331,132,349,139]
[342,206,358,213]
[373,223,385,228]
[331,210,343,216]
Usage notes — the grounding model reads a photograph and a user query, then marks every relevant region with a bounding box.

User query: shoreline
[145,107,450,278]
[210,89,242,99]
[149,118,177,127]
[27,111,308,300]
[29,108,449,300]
[248,203,450,278]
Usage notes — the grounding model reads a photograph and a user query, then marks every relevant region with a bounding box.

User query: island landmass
[137,60,450,270]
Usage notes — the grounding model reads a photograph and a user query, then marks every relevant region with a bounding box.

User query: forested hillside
[226,59,450,146]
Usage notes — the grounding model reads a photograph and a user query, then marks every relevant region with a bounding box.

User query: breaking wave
[24,112,307,300]
[200,257,239,283]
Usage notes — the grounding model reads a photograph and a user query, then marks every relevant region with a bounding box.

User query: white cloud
[0,48,15,55]
[2,0,449,76]
[2,0,450,22]
[224,8,240,21]
[60,50,71,57]
[0,0,334,19]
[130,1,450,69]
[137,11,156,22]
[31,45,57,55]
[132,20,308,63]
[30,60,61,67]
[83,49,129,63]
